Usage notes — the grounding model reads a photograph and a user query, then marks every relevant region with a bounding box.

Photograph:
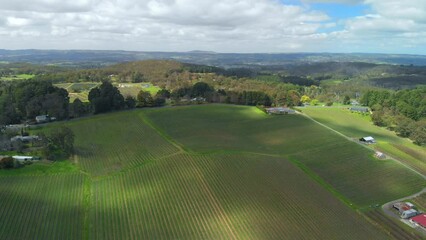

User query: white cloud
[0,0,425,54]
[0,0,333,52]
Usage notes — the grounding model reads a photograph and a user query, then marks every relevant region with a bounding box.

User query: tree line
[361,88,426,145]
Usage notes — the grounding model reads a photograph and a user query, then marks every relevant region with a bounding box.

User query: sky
[0,0,425,54]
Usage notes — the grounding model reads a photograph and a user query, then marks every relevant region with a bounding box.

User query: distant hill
[1,49,426,67]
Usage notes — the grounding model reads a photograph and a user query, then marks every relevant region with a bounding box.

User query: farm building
[410,214,426,229]
[401,209,418,219]
[35,115,50,124]
[10,135,39,142]
[266,107,296,115]
[349,107,369,113]
[359,136,376,144]
[393,202,415,214]
[12,155,39,162]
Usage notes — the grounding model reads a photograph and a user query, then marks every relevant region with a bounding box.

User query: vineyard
[90,153,388,239]
[0,174,86,240]
[2,104,424,239]
[292,142,425,208]
[300,107,426,175]
[65,111,179,176]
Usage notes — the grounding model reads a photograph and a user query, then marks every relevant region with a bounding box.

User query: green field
[0,174,86,240]
[115,82,161,98]
[145,105,425,208]
[300,107,426,174]
[2,104,425,239]
[0,74,35,81]
[90,153,388,239]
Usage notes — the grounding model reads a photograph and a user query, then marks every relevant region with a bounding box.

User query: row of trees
[361,88,425,145]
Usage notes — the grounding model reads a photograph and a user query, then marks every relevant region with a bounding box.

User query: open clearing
[2,104,425,239]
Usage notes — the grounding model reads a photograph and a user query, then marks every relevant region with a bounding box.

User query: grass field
[2,104,424,239]
[115,82,161,98]
[0,74,35,81]
[300,107,426,174]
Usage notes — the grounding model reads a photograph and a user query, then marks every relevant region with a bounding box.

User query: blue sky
[0,0,425,55]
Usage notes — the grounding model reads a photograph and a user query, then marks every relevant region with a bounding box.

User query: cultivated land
[0,174,86,240]
[300,107,426,175]
[145,105,426,208]
[1,104,424,239]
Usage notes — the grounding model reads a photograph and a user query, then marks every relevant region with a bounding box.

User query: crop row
[0,174,85,240]
[69,111,179,176]
[292,141,426,207]
[89,153,388,239]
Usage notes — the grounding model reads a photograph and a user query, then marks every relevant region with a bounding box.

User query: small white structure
[374,151,386,159]
[360,136,376,144]
[401,209,418,219]
[12,156,34,162]
[35,115,50,124]
[10,135,39,142]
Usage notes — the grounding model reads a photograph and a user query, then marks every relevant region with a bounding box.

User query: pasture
[300,107,426,175]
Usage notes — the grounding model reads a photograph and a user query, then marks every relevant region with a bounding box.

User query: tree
[191,82,214,98]
[41,127,75,160]
[0,156,14,169]
[70,98,86,118]
[137,90,154,107]
[410,121,426,146]
[125,96,136,109]
[88,81,125,114]
[300,95,311,104]
[343,95,351,105]
[132,72,144,83]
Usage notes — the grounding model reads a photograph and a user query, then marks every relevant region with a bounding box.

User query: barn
[410,214,426,229]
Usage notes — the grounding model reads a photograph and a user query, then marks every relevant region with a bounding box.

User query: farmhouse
[393,202,415,214]
[359,136,376,144]
[266,107,296,115]
[349,107,369,113]
[35,115,50,124]
[410,214,426,229]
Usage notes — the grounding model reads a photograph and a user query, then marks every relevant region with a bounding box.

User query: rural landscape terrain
[0,50,425,239]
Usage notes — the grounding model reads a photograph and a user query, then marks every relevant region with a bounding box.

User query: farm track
[301,112,426,180]
[301,111,426,237]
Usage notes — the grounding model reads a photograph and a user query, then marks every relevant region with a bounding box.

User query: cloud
[301,0,363,4]
[0,0,97,13]
[334,0,426,52]
[0,0,332,52]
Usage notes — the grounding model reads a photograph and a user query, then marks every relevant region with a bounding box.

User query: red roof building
[410,214,426,228]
